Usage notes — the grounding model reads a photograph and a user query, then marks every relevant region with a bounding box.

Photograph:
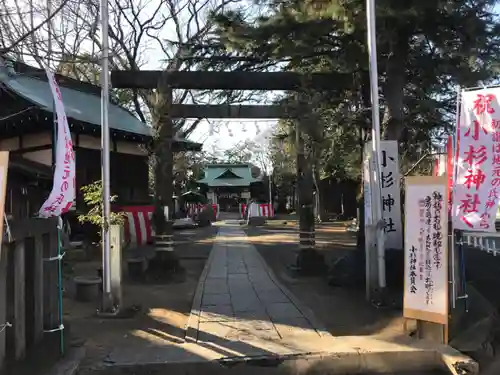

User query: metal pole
[268,172,272,207]
[450,87,461,309]
[46,0,64,356]
[366,0,386,289]
[100,0,112,310]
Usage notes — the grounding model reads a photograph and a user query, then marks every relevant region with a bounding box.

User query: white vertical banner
[39,68,76,218]
[404,176,448,325]
[0,152,9,259]
[380,141,403,249]
[453,89,500,231]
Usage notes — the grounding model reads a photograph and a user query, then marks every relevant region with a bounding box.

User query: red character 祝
[473,93,496,115]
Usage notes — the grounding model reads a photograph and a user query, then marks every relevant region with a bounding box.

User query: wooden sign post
[404,175,449,344]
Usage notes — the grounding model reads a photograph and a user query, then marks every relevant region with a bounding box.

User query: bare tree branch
[0,0,71,55]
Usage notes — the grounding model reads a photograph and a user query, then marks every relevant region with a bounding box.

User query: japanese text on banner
[453,90,500,231]
[39,68,76,218]
[380,141,402,249]
[404,177,448,324]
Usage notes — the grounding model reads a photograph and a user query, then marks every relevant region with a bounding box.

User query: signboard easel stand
[404,176,449,345]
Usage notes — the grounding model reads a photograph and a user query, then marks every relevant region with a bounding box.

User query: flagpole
[46,0,65,356]
[366,0,386,291]
[100,0,112,311]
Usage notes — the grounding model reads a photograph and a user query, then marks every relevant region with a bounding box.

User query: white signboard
[380,141,402,249]
[404,176,448,325]
[453,89,500,231]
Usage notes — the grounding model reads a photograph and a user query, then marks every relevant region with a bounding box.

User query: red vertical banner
[452,90,500,231]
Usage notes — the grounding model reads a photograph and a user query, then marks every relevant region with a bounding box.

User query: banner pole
[449,87,461,309]
[100,0,113,311]
[366,0,386,291]
[47,2,64,355]
[50,92,64,357]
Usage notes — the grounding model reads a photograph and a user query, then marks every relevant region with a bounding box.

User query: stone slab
[258,290,292,304]
[182,225,477,375]
[203,279,229,294]
[201,293,231,306]
[266,302,304,320]
[199,304,234,322]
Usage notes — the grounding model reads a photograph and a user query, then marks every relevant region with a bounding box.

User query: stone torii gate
[111,70,348,274]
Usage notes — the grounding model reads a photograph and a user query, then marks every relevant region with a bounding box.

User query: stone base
[74,276,102,302]
[147,250,179,272]
[127,258,145,281]
[248,216,266,226]
[327,249,366,288]
[289,249,326,276]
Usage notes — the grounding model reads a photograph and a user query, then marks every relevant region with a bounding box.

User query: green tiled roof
[197,164,261,187]
[0,68,152,136]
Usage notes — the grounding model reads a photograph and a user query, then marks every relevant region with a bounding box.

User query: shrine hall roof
[197,164,261,187]
[0,59,201,150]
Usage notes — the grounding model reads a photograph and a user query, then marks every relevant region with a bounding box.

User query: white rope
[0,322,12,333]
[44,324,64,333]
[3,213,11,242]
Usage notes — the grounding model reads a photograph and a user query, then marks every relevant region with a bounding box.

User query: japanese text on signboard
[380,141,402,249]
[404,177,448,324]
[453,91,500,231]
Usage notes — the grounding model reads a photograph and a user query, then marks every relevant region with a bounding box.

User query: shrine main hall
[197,164,264,212]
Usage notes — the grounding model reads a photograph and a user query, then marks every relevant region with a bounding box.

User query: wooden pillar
[33,235,44,344]
[13,240,25,360]
[291,103,325,275]
[0,243,7,370]
[43,231,59,334]
[296,116,315,250]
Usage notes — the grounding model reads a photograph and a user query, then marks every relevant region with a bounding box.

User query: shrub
[77,181,125,242]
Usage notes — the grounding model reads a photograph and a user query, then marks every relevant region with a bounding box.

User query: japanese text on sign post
[404,176,448,325]
[453,90,500,231]
[380,141,402,249]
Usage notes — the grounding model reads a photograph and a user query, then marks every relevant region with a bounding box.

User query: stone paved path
[101,224,469,374]
[186,225,333,356]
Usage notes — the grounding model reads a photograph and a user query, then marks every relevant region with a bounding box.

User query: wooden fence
[0,217,59,371]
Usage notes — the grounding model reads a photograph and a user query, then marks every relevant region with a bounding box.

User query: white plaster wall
[24,150,52,166]
[0,132,146,157]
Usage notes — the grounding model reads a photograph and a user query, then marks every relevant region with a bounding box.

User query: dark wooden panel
[75,148,149,206]
[111,71,348,90]
[24,237,35,349]
[0,242,8,370]
[170,104,299,119]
